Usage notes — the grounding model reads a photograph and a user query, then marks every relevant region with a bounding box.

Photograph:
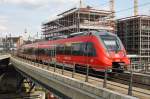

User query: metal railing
[0,51,6,55]
[130,62,150,73]
[12,54,150,99]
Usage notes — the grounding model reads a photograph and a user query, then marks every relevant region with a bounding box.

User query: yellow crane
[110,0,115,18]
[134,0,138,16]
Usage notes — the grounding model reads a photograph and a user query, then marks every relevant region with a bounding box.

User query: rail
[12,55,150,99]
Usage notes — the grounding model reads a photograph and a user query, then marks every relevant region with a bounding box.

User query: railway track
[17,56,150,90]
[57,64,150,90]
[110,72,150,90]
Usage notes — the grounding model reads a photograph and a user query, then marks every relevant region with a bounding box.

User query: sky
[0,0,150,39]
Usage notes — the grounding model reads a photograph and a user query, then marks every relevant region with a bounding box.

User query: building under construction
[117,15,150,62]
[42,6,115,40]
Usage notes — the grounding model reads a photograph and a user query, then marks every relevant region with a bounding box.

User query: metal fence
[12,54,150,99]
[130,62,150,73]
[0,51,9,56]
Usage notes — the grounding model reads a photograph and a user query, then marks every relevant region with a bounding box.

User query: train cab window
[100,35,121,51]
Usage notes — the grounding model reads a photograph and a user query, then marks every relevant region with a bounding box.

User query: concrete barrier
[11,57,138,99]
[0,54,10,60]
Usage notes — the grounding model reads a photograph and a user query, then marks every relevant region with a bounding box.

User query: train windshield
[100,35,121,51]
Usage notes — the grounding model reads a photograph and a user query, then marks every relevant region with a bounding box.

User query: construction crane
[134,0,138,16]
[109,0,138,17]
[79,0,84,8]
[110,0,115,18]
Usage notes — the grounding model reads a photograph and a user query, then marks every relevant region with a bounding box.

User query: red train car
[18,31,130,72]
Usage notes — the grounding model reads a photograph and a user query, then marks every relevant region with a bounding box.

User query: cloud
[0,15,8,32]
[0,0,81,36]
[0,0,80,9]
[0,25,7,31]
[0,15,8,23]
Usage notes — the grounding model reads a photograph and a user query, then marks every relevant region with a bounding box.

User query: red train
[18,31,130,72]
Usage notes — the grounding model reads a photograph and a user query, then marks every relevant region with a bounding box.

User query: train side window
[25,49,28,54]
[26,48,30,54]
[56,46,60,54]
[23,49,26,54]
[31,48,34,55]
[43,49,46,55]
[47,49,52,56]
[56,45,65,55]
[27,48,33,55]
[34,48,39,55]
[72,43,82,56]
[46,48,55,57]
[65,45,71,55]
[72,42,96,56]
[80,43,86,56]
[44,49,49,56]
[38,48,45,55]
[38,49,41,55]
[87,42,96,56]
[56,43,96,56]
[85,42,96,57]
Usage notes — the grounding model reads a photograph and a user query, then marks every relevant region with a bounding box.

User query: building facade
[0,38,4,51]
[42,7,115,40]
[117,15,150,62]
[0,36,23,51]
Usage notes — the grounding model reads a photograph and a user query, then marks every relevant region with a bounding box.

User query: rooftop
[117,15,150,21]
[43,6,113,25]
[58,7,112,16]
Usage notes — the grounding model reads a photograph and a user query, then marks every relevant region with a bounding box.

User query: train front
[99,32,130,72]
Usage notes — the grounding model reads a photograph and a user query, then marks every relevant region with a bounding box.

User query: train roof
[68,30,116,37]
[91,30,116,36]
[22,31,117,49]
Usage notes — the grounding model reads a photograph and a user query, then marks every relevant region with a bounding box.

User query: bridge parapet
[0,54,10,60]
[10,57,137,99]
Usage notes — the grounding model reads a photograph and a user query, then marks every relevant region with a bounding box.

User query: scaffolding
[42,6,115,40]
[117,15,150,63]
